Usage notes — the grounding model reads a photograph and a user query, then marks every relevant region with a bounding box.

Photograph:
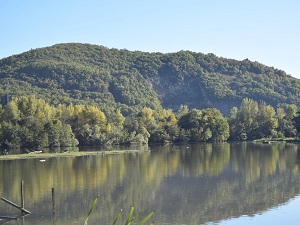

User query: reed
[83,195,154,225]
[84,195,100,225]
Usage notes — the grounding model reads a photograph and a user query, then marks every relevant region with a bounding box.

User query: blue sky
[1,0,299,78]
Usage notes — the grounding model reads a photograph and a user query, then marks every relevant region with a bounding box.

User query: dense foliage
[0,43,300,116]
[0,96,230,149]
[228,98,299,141]
[0,95,299,150]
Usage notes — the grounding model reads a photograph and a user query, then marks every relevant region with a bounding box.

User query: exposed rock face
[151,76,240,114]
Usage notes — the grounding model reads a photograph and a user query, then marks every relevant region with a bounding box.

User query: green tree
[254,102,278,138]
[44,120,62,147]
[202,108,229,141]
[0,122,22,149]
[292,112,300,138]
[2,101,20,123]
[178,108,229,142]
[240,98,258,134]
[112,108,125,128]
[286,104,297,120]
[275,105,297,138]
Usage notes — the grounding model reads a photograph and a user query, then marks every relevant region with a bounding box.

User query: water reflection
[0,143,300,224]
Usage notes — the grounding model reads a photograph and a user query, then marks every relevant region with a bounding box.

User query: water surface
[0,142,300,224]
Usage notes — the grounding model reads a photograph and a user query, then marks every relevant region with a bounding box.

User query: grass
[253,137,298,143]
[0,149,149,161]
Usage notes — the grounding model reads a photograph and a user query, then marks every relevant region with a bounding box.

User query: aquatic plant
[84,195,154,225]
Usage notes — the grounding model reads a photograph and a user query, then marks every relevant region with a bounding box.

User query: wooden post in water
[21,181,25,213]
[52,187,56,215]
[1,197,31,214]
[0,180,31,219]
[21,181,25,225]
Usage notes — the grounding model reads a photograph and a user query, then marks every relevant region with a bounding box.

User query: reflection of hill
[0,143,299,225]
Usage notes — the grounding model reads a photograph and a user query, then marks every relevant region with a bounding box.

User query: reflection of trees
[0,143,299,224]
[152,143,300,224]
[231,143,299,184]
[180,143,231,177]
[0,150,181,224]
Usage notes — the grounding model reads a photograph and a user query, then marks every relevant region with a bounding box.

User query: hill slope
[0,43,299,115]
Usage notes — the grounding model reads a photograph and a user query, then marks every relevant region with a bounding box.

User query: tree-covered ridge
[0,44,162,115]
[0,43,299,115]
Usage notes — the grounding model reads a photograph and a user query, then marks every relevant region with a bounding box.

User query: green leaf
[84,195,99,225]
[138,211,154,225]
[112,209,122,225]
[125,206,134,225]
[128,213,140,224]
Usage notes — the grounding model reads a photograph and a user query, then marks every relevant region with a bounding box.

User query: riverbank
[253,138,300,144]
[0,149,149,161]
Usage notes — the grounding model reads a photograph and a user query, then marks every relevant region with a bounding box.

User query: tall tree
[178,108,229,142]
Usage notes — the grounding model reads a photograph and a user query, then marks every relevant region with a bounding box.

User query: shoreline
[0,149,149,161]
[253,138,300,143]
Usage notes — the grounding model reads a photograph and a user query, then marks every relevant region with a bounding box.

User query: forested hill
[0,43,299,115]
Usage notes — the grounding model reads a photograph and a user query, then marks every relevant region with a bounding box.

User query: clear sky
[1,0,299,78]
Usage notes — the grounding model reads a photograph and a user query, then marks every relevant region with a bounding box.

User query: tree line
[0,96,299,150]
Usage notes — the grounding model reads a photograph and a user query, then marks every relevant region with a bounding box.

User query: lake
[0,142,300,224]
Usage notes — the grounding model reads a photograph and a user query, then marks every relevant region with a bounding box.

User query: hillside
[0,43,299,115]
